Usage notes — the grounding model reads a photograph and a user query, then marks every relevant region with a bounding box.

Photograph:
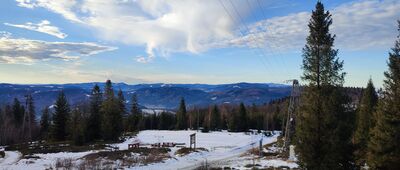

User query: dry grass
[54,158,74,170]
[81,147,171,168]
[175,147,208,156]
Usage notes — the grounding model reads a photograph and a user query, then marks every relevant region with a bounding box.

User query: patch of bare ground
[81,147,171,168]
[175,147,208,156]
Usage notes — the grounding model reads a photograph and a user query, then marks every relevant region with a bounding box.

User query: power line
[226,0,290,81]
[245,0,289,76]
[218,0,275,79]
[255,0,292,77]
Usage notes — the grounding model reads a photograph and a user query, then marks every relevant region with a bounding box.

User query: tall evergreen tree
[51,91,70,141]
[40,106,51,139]
[175,97,187,130]
[12,98,24,126]
[238,103,248,132]
[101,80,123,141]
[126,94,141,131]
[117,89,126,116]
[367,21,400,169]
[228,109,239,132]
[353,79,378,167]
[24,94,36,141]
[86,84,102,142]
[69,109,85,145]
[209,105,221,130]
[295,2,353,169]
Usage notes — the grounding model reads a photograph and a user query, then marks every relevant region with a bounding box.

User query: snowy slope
[121,130,278,170]
[1,130,281,170]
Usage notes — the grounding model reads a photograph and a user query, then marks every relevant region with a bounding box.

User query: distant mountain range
[0,82,291,116]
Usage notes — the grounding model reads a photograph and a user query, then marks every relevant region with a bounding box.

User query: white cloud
[0,36,116,64]
[228,0,400,52]
[5,20,67,39]
[15,0,400,61]
[15,0,249,62]
[16,0,83,23]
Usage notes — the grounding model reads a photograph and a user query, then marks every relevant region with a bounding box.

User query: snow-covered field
[0,130,297,170]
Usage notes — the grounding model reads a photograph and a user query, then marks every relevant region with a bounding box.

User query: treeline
[295,2,400,170]
[0,79,290,146]
[0,96,38,145]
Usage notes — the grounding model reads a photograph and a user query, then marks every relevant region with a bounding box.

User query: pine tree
[209,105,221,131]
[24,94,36,141]
[175,97,187,130]
[51,91,70,141]
[12,98,24,126]
[40,106,51,139]
[295,2,353,169]
[353,79,378,167]
[367,21,400,170]
[126,94,142,131]
[228,109,238,132]
[69,109,85,145]
[86,84,102,142]
[101,80,123,141]
[238,103,248,132]
[117,89,126,116]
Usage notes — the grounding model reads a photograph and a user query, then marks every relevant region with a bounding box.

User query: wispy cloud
[15,0,250,63]
[5,20,67,39]
[226,0,400,52]
[0,35,116,64]
[15,0,83,23]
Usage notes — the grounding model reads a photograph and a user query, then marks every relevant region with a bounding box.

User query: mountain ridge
[0,82,291,116]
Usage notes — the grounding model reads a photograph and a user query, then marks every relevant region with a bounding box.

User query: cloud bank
[0,35,116,64]
[227,0,400,52]
[5,20,67,39]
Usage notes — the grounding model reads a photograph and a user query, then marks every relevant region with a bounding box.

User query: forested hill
[0,82,291,115]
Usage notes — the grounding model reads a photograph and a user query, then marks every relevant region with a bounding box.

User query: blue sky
[0,0,399,87]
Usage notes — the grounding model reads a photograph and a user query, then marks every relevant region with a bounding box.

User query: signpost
[190,133,196,151]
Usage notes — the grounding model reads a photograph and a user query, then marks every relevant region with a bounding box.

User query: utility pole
[283,79,300,152]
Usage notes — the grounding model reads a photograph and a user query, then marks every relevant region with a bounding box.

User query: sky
[0,0,399,87]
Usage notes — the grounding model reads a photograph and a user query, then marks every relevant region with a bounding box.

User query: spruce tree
[117,89,126,116]
[126,94,141,131]
[51,91,70,141]
[210,105,221,131]
[101,80,123,141]
[238,103,248,132]
[12,98,24,126]
[24,94,36,141]
[40,106,50,139]
[86,84,102,142]
[367,21,400,169]
[353,79,378,167]
[69,109,85,145]
[295,2,353,169]
[175,97,187,130]
[228,109,239,132]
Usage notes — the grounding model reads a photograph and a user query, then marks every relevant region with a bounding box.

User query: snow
[211,97,217,100]
[0,151,21,166]
[220,156,298,169]
[141,109,173,115]
[119,130,279,170]
[0,130,293,170]
[0,151,97,170]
